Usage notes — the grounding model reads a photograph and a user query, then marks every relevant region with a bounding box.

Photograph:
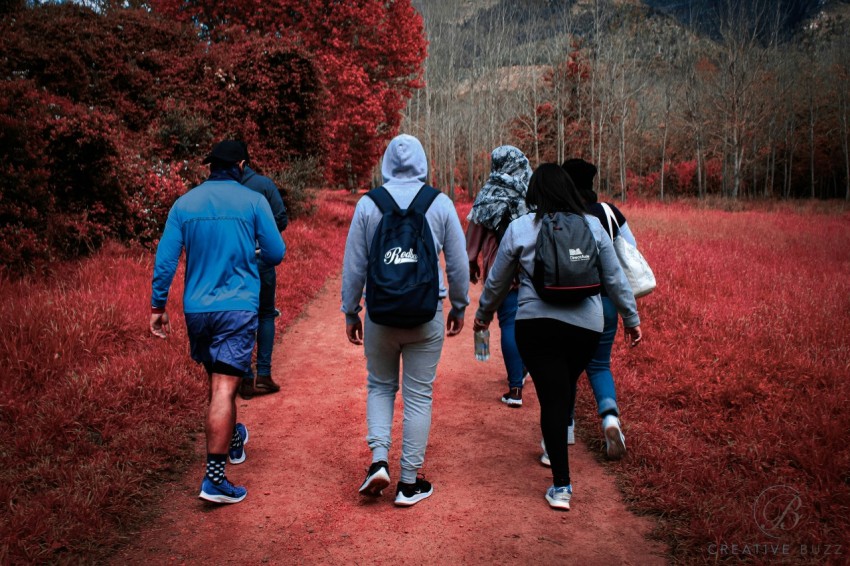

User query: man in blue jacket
[150,140,285,505]
[236,142,288,399]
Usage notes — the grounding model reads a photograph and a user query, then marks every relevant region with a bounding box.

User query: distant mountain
[641,0,845,39]
[418,0,848,45]
[415,0,849,72]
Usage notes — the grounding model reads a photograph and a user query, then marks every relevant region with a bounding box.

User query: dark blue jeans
[496,289,525,389]
[245,260,277,378]
[570,296,620,424]
[584,296,620,416]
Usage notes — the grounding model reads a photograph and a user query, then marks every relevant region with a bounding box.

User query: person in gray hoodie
[473,163,641,512]
[341,134,469,507]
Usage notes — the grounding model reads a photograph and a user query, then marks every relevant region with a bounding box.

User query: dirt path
[113,275,667,565]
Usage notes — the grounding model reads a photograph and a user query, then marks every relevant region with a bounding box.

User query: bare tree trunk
[842,95,850,201]
[808,88,816,199]
[660,124,668,201]
[697,142,705,198]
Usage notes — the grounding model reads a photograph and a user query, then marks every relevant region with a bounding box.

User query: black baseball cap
[202,140,249,164]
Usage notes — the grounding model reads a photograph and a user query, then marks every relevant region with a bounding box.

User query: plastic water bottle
[474,329,490,362]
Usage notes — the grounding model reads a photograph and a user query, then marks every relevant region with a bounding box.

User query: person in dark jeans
[235,142,289,399]
[474,164,641,511]
[561,158,638,460]
[150,140,285,504]
[466,145,531,408]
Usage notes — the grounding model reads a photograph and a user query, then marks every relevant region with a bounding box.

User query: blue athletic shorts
[184,311,258,378]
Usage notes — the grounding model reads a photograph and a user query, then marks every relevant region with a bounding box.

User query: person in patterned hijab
[469,145,532,235]
[466,145,531,408]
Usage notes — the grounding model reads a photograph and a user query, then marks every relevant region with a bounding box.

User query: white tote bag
[600,203,656,298]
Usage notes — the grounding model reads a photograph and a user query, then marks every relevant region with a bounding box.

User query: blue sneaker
[199,477,247,504]
[229,423,249,464]
[545,484,572,511]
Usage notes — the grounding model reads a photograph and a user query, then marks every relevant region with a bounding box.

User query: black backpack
[530,212,601,304]
[365,185,441,328]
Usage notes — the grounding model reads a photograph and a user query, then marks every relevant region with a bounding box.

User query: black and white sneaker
[500,387,523,407]
[358,461,390,497]
[394,477,433,507]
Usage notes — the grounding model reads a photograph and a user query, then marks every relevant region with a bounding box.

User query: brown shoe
[254,375,280,394]
[239,379,256,400]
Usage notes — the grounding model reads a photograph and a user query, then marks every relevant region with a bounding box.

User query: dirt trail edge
[113,275,667,565]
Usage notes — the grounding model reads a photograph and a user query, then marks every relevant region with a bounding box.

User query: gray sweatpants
[364,309,445,484]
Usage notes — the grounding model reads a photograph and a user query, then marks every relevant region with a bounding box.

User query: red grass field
[1,193,848,564]
[583,200,850,563]
[0,190,357,564]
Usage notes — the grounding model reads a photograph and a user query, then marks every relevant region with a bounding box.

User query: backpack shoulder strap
[599,203,618,241]
[408,185,441,215]
[365,186,399,214]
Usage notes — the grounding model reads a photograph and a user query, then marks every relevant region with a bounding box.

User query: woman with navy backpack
[473,163,642,511]
[537,158,640,466]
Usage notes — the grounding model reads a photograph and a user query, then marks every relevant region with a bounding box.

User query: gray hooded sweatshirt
[341,134,470,324]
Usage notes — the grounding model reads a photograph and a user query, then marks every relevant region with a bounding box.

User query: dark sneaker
[545,484,572,511]
[228,423,249,464]
[500,387,523,407]
[199,477,247,504]
[394,477,433,507]
[239,378,256,400]
[254,375,281,394]
[358,461,390,497]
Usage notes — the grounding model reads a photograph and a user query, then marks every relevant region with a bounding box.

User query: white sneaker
[539,439,550,467]
[545,484,572,511]
[602,415,626,460]
[567,424,575,445]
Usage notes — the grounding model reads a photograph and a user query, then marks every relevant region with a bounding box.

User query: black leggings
[516,318,601,487]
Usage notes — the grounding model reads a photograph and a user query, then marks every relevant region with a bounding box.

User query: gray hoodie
[476,213,640,332]
[341,134,470,325]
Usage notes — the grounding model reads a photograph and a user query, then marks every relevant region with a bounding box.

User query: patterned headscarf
[469,145,532,232]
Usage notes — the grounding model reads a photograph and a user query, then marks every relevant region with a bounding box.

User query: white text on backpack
[384,247,419,265]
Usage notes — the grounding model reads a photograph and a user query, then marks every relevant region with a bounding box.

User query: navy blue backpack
[365,185,441,328]
[531,212,602,304]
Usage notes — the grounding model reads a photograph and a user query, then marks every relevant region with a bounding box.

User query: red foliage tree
[0,3,324,268]
[149,0,427,189]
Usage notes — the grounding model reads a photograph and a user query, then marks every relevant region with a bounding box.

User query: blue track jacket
[151,180,285,313]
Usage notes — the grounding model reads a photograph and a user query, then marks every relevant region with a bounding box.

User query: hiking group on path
[149,132,648,513]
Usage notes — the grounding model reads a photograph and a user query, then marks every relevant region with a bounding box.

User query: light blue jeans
[364,309,445,484]
[571,296,620,424]
[496,289,525,389]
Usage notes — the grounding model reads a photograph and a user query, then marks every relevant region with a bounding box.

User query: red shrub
[0,4,327,269]
[149,0,427,189]
[670,160,699,193]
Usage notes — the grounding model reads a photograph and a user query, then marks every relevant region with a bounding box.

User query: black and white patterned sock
[206,453,227,485]
[230,428,243,451]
